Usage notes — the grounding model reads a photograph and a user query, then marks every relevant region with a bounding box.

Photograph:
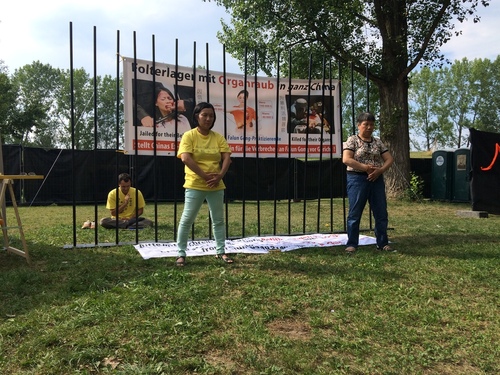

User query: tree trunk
[378,78,411,197]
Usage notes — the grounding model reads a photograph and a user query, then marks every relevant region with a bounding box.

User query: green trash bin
[452,148,470,202]
[431,150,453,201]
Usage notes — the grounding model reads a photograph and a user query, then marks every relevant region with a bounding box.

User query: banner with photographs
[123,57,341,158]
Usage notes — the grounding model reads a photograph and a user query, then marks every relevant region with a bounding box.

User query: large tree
[464,57,500,134]
[441,59,479,149]
[0,63,17,138]
[211,0,489,195]
[95,74,124,150]
[409,66,453,150]
[9,61,63,147]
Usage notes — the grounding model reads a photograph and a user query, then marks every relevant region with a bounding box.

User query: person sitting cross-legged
[100,173,153,229]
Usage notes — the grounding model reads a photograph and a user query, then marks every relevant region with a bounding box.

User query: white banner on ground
[134,233,376,259]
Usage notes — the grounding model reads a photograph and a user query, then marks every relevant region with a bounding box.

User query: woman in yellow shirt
[175,102,233,266]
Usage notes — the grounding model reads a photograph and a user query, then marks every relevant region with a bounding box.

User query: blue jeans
[177,189,226,257]
[346,173,388,249]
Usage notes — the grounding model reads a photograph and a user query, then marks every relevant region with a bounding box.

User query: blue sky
[1,0,499,77]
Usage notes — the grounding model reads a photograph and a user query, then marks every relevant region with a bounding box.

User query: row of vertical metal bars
[68,23,372,247]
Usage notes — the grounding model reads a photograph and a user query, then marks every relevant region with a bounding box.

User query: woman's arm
[342,149,371,172]
[367,151,394,181]
[206,152,232,189]
[180,152,210,181]
[219,152,232,177]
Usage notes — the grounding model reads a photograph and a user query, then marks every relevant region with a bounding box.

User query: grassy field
[410,151,433,159]
[1,199,499,374]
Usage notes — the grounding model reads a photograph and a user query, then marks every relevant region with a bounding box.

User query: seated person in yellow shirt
[100,173,153,229]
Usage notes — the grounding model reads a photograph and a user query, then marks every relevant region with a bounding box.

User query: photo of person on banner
[227,89,257,133]
[311,101,331,133]
[154,86,191,135]
[289,97,331,134]
[133,79,194,134]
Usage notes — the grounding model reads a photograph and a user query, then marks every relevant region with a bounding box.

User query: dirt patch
[204,349,243,374]
[424,362,483,375]
[266,318,312,340]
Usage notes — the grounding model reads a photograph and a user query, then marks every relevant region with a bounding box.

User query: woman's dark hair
[357,112,376,124]
[237,89,249,98]
[155,87,180,122]
[192,102,216,129]
[156,86,175,101]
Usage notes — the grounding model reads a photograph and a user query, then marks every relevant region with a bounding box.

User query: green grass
[1,200,499,374]
[410,151,433,159]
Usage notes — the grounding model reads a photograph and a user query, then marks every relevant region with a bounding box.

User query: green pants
[177,189,226,257]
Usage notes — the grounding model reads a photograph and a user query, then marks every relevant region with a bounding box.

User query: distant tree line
[408,56,500,150]
[340,56,500,150]
[0,60,123,150]
[1,57,499,151]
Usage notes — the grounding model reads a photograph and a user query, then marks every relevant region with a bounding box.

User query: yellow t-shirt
[105,187,145,219]
[177,128,232,191]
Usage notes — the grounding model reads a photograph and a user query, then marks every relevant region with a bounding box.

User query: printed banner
[123,57,341,158]
[134,233,377,259]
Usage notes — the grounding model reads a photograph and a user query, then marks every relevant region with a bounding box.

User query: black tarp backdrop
[2,145,24,203]
[3,145,432,205]
[19,147,187,204]
[469,128,500,214]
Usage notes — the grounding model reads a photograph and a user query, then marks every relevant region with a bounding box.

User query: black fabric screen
[469,128,500,214]
[2,145,433,206]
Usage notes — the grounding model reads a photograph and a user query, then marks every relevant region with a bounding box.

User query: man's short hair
[118,173,131,183]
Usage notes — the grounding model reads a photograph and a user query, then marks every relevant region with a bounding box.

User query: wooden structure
[0,175,44,265]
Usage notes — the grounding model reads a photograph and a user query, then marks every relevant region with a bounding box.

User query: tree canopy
[409,57,500,150]
[210,0,490,195]
[0,62,122,150]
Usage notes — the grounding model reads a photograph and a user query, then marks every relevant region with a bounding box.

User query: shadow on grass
[393,233,499,260]
[0,239,166,317]
[227,246,405,282]
[6,229,493,319]
[70,223,176,248]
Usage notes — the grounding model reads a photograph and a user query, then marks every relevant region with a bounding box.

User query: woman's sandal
[175,257,186,267]
[345,246,356,254]
[215,254,234,264]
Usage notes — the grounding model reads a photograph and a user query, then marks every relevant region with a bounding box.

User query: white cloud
[440,1,500,62]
